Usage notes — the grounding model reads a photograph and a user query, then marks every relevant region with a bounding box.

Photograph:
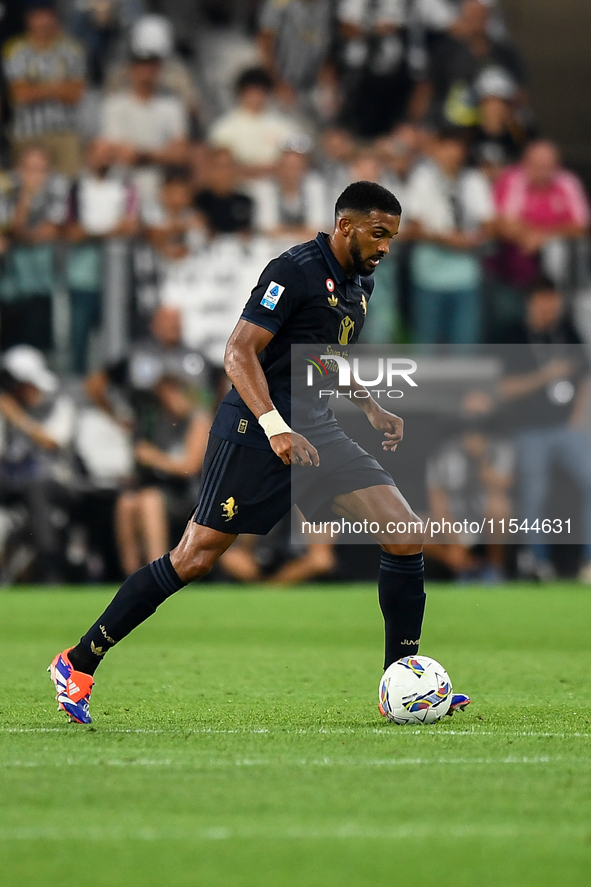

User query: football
[379,655,453,724]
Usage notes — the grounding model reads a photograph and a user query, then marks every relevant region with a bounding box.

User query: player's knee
[170,525,231,582]
[171,545,219,582]
[397,511,425,547]
[379,506,425,551]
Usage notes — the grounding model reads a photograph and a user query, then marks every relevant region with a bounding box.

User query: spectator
[0,144,68,353]
[339,149,406,344]
[499,278,591,582]
[64,138,139,375]
[318,126,358,209]
[422,0,526,130]
[411,0,508,55]
[208,67,301,177]
[67,0,128,88]
[251,139,327,240]
[0,345,76,581]
[470,66,531,171]
[493,140,591,290]
[405,126,495,345]
[356,129,423,343]
[3,0,86,176]
[337,0,420,137]
[0,1,25,168]
[144,166,205,261]
[194,148,254,235]
[100,45,189,205]
[347,147,383,186]
[105,14,201,136]
[425,425,513,581]
[376,123,423,207]
[85,304,209,432]
[115,373,211,575]
[257,0,334,109]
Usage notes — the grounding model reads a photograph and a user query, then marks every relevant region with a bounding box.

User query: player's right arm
[224,319,319,467]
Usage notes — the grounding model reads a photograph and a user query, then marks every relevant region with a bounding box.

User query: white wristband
[258,409,292,439]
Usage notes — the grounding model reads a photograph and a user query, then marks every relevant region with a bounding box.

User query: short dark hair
[236,67,274,95]
[335,180,402,219]
[528,273,559,297]
[162,165,192,186]
[25,0,57,11]
[437,125,470,144]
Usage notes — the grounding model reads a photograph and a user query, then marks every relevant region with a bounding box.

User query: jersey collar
[315,232,348,286]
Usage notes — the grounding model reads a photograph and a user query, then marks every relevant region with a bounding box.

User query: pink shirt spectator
[495,164,590,229]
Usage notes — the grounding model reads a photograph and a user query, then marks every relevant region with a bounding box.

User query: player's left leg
[334,484,469,712]
[333,484,425,670]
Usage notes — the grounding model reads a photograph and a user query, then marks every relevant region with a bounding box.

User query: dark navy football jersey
[210,232,374,449]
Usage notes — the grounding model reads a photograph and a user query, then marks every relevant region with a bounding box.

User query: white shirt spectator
[405,160,494,292]
[101,91,188,203]
[251,172,328,233]
[209,108,300,169]
[405,160,494,234]
[101,92,188,153]
[76,174,136,236]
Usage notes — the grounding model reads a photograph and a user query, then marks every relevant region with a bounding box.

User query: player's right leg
[49,522,236,723]
[50,434,291,723]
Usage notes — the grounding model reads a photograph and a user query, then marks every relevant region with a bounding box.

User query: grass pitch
[1,583,591,887]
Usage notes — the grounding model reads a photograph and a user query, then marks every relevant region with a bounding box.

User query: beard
[349,232,376,276]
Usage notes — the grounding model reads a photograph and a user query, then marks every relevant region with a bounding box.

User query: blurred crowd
[0,0,590,584]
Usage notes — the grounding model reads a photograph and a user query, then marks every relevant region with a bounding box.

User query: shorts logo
[338,315,355,345]
[326,278,335,292]
[237,419,248,433]
[221,497,238,521]
[261,280,285,310]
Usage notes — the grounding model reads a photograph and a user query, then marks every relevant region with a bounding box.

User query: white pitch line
[0,823,585,842]
[1,755,582,769]
[1,726,591,738]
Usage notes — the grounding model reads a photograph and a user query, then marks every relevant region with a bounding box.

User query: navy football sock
[378,552,426,670]
[68,554,186,675]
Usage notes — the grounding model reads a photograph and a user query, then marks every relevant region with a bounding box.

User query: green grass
[1,583,591,887]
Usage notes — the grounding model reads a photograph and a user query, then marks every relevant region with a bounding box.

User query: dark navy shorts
[193,433,396,535]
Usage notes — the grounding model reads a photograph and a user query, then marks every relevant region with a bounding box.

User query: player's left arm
[345,377,404,452]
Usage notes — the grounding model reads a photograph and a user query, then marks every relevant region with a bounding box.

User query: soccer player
[49,181,469,723]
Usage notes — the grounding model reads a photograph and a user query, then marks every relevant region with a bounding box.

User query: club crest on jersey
[328,293,338,307]
[261,280,285,310]
[221,497,238,521]
[361,294,367,315]
[326,278,335,292]
[338,315,355,345]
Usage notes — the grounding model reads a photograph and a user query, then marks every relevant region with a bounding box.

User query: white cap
[130,15,174,60]
[475,66,517,101]
[3,346,58,394]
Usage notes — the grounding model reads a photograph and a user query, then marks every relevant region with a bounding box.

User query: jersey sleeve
[240,254,306,335]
